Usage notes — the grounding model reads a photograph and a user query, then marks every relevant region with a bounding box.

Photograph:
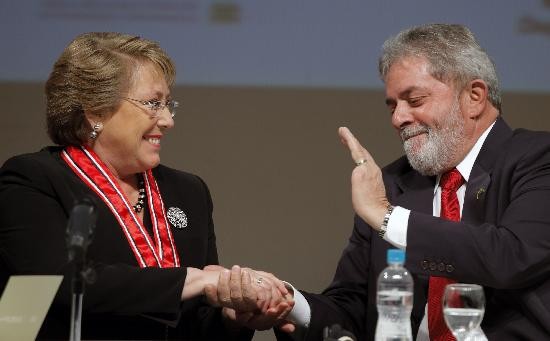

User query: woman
[0,32,275,340]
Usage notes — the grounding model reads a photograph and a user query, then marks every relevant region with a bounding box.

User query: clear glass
[443,283,485,341]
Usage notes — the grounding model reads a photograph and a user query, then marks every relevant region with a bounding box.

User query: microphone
[66,198,96,341]
[66,198,97,263]
[323,324,356,341]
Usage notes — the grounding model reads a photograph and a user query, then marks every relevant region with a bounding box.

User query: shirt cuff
[284,281,311,328]
[384,206,410,249]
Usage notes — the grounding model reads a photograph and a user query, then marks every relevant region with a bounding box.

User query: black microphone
[66,198,97,263]
[66,198,97,339]
[323,324,356,341]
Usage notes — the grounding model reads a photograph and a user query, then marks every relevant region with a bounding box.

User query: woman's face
[90,62,175,179]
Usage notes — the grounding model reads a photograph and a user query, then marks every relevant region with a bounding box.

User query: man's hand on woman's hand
[203,265,296,331]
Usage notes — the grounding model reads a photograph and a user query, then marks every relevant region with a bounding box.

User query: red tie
[428,168,464,341]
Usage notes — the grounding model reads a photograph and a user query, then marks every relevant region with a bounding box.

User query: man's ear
[463,79,489,120]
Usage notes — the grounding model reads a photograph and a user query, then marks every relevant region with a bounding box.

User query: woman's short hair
[45,32,176,146]
[378,23,501,112]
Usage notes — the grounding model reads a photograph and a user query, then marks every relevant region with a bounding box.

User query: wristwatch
[378,205,394,239]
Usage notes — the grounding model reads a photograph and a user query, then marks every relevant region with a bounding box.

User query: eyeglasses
[122,97,179,118]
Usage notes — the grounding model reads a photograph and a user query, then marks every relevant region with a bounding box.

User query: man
[276,23,550,340]
[209,23,550,340]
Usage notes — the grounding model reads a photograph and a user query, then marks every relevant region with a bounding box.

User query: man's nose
[391,102,414,130]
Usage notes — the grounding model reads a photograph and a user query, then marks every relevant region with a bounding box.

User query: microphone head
[323,324,356,341]
[66,197,97,261]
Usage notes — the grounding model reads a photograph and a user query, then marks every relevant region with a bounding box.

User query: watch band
[378,205,395,239]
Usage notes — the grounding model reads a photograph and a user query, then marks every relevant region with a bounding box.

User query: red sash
[61,145,180,268]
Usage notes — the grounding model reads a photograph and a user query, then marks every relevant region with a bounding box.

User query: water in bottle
[375,249,413,341]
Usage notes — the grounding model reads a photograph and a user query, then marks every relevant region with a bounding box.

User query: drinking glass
[443,283,485,341]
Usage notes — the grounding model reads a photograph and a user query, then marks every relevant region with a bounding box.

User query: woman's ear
[85,112,104,140]
[84,111,99,127]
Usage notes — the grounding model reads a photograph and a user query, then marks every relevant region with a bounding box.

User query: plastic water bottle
[375,249,413,341]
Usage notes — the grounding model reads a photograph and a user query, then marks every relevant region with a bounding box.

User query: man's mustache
[400,124,430,141]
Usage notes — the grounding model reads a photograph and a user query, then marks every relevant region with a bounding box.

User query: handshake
[188,264,296,333]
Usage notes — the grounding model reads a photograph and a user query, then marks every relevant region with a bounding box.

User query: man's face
[384,56,468,176]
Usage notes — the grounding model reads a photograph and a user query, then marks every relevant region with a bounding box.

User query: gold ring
[355,159,367,166]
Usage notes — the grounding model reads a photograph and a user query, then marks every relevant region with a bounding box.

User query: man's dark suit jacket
[282,118,550,341]
[0,147,252,340]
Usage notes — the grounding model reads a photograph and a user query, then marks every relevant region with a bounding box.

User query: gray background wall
[1,83,548,340]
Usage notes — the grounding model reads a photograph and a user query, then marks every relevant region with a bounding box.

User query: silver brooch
[167,207,188,229]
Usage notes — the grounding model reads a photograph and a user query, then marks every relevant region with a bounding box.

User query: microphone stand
[70,257,85,341]
[67,199,96,341]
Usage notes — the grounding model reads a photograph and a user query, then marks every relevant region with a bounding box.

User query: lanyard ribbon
[62,145,180,268]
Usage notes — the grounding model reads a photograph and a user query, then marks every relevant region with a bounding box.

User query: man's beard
[401,99,465,176]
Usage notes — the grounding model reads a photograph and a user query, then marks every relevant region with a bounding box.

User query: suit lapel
[462,163,490,225]
[462,117,513,224]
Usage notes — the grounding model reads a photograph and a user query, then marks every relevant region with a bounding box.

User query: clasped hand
[203,265,296,331]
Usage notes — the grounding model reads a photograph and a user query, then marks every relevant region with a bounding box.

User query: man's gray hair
[379,24,501,111]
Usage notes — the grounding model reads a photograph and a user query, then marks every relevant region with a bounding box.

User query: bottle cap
[387,249,405,264]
